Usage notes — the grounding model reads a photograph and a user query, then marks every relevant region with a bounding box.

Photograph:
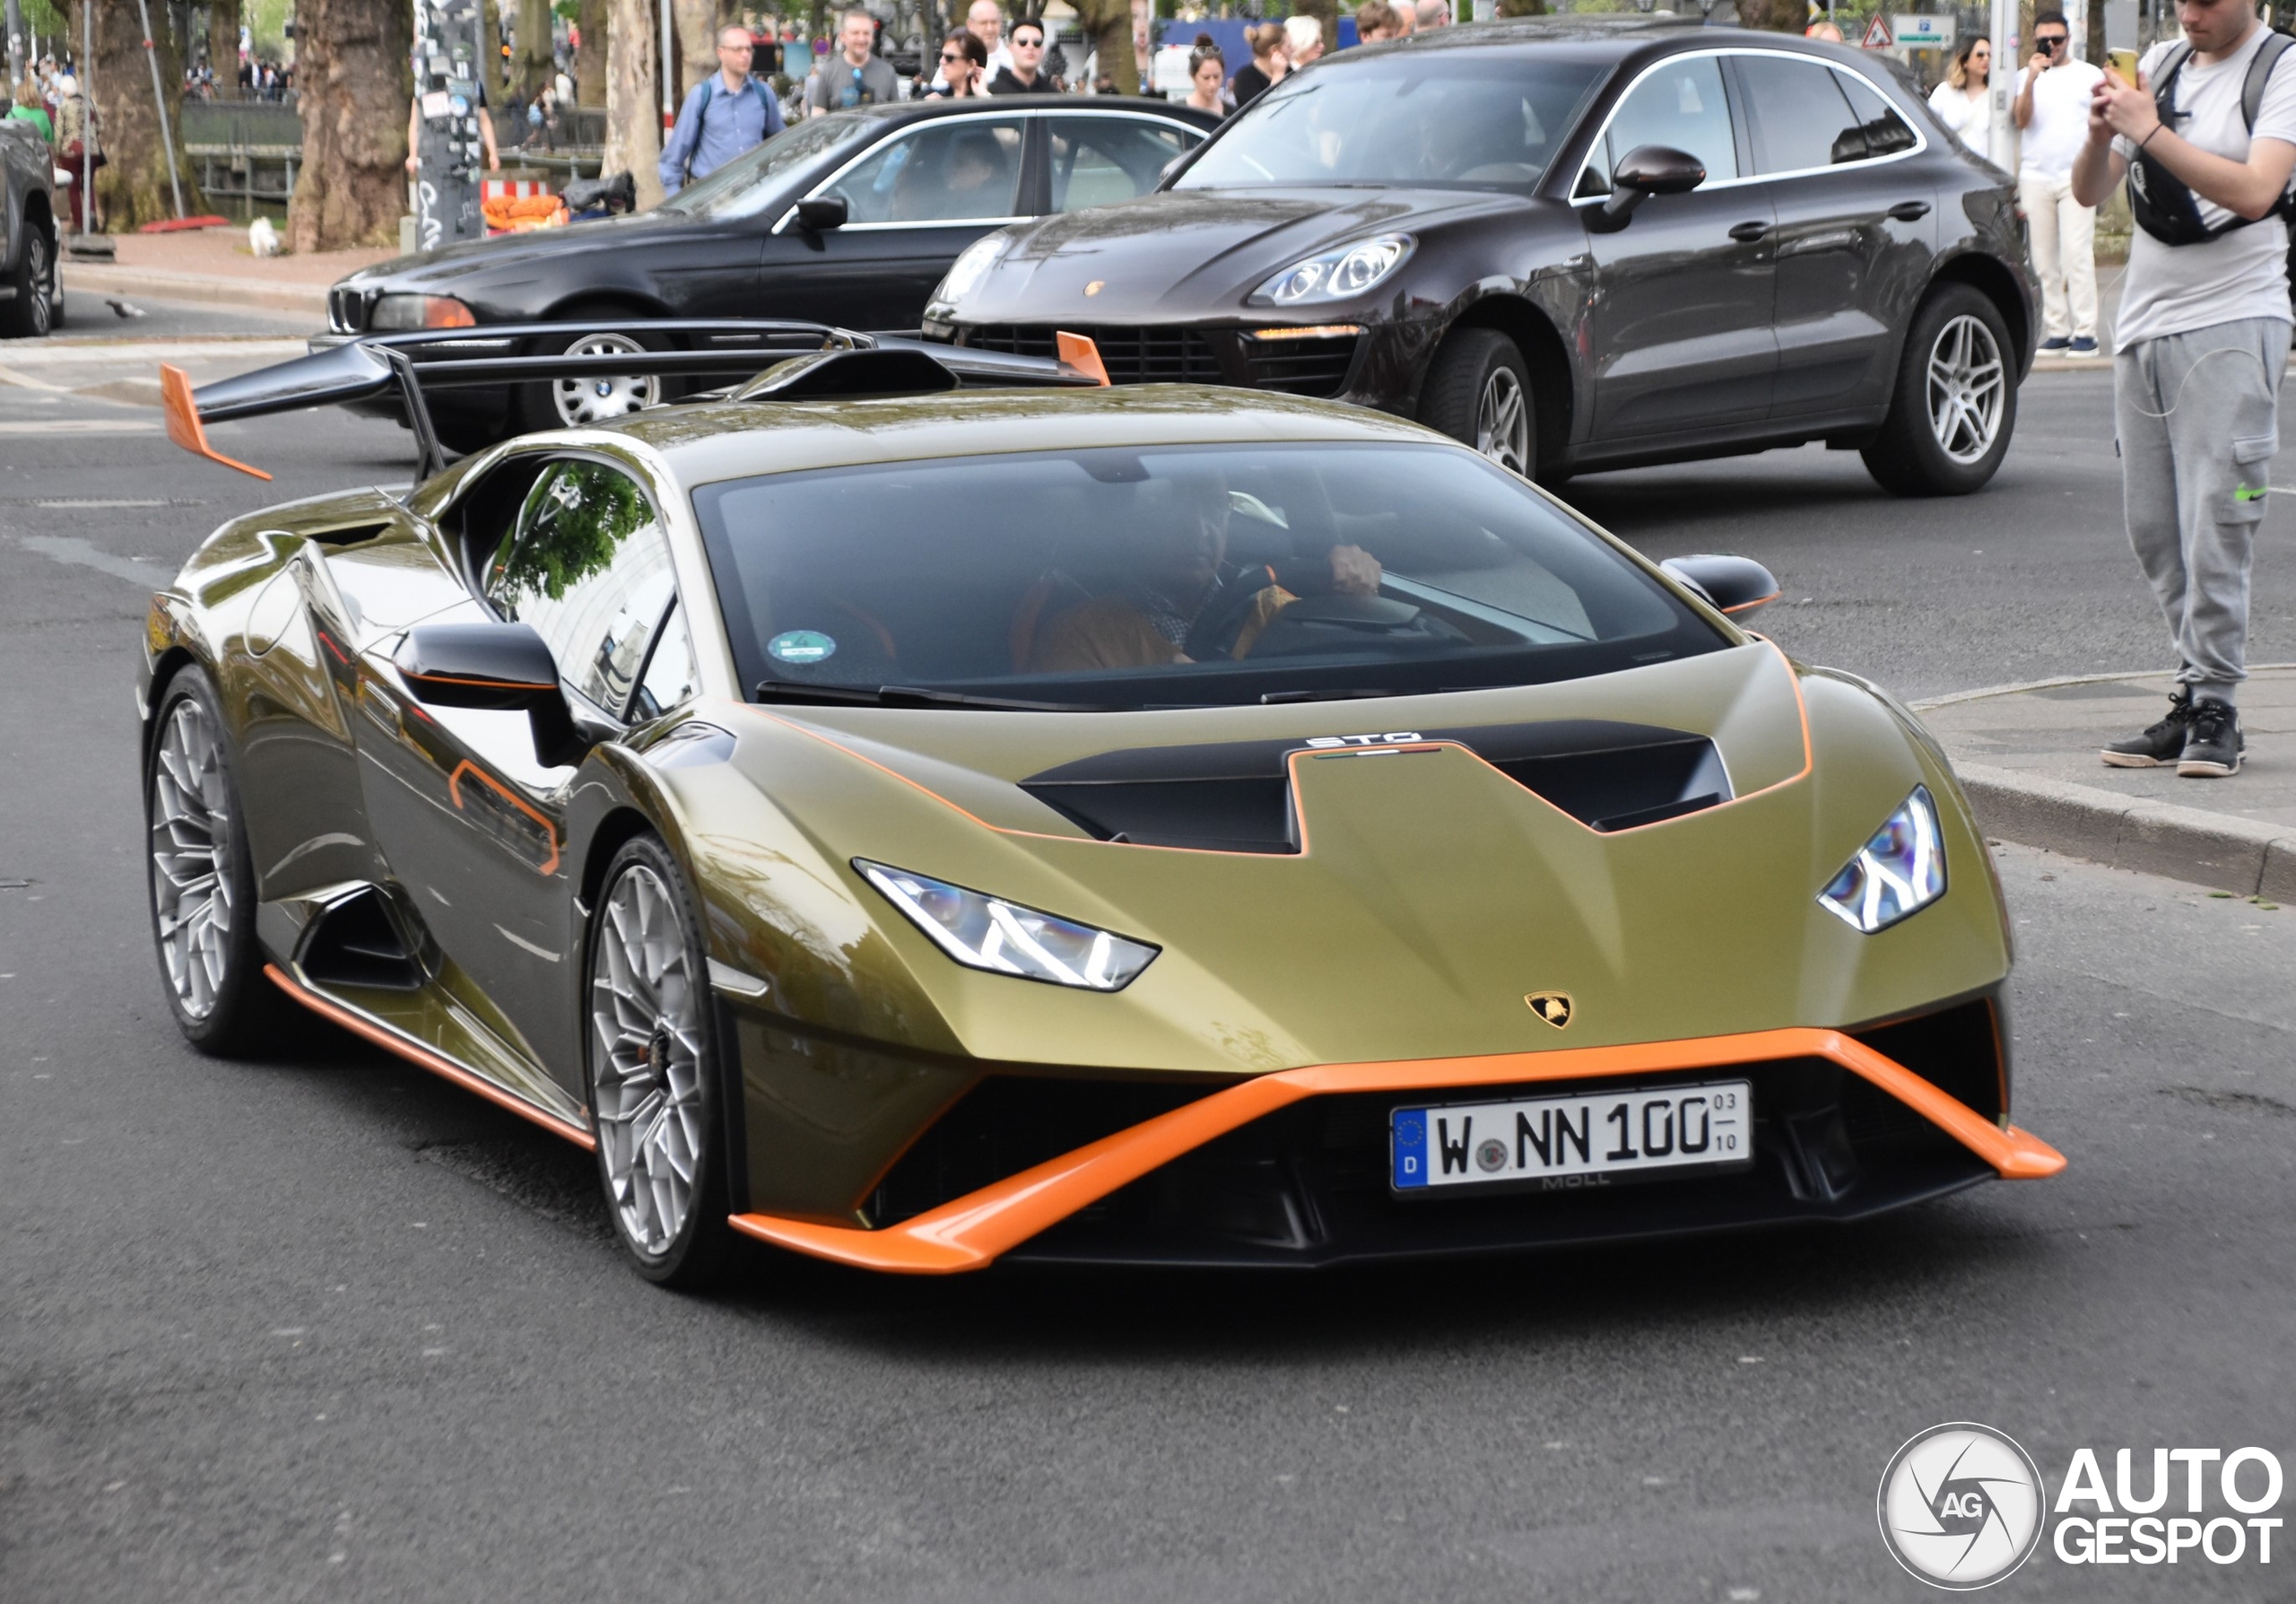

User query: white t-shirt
[2017,57,2105,179]
[1928,80,1996,165]
[2112,26,2296,348]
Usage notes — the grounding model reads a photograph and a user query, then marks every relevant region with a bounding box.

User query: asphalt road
[4,331,2293,1601]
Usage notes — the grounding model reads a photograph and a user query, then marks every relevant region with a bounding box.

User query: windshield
[693,443,1725,709]
[1177,56,1606,191]
[659,114,874,217]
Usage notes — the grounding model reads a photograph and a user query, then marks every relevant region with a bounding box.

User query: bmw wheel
[514,309,668,436]
[145,666,290,1053]
[1,226,54,339]
[585,835,734,1286]
[1862,283,2017,497]
[1419,327,1536,479]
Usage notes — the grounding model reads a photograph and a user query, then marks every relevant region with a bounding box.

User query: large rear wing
[163,319,1111,482]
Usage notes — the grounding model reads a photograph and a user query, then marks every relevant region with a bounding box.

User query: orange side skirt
[727,1027,2063,1276]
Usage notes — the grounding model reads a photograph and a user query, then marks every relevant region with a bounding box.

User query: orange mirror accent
[160,362,273,480]
[1055,330,1110,388]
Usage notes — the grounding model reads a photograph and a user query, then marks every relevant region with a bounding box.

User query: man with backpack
[659,26,785,196]
[2073,0,2296,778]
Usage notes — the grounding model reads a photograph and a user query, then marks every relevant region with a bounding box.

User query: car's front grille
[1239,333,1360,398]
[327,285,366,334]
[963,324,1224,385]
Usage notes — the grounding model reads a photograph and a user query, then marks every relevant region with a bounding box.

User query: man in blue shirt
[659,26,785,196]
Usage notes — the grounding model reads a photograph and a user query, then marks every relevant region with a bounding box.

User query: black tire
[1417,326,1536,479]
[0,225,56,339]
[583,834,735,1288]
[511,305,672,436]
[1861,283,2018,497]
[144,664,294,1055]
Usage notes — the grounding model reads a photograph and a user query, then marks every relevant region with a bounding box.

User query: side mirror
[395,621,594,766]
[794,195,848,231]
[1591,144,1706,231]
[1661,554,1779,618]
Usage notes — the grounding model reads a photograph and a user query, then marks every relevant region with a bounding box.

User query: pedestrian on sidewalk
[2017,12,2109,355]
[1284,14,1326,69]
[659,24,784,196]
[2073,0,2296,777]
[1929,35,1996,165]
[1230,23,1288,110]
[806,11,897,114]
[922,29,989,97]
[987,19,1054,94]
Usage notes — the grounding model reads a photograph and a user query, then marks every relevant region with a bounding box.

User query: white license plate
[1390,1080,1752,1194]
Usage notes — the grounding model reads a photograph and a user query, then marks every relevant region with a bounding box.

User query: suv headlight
[370,293,476,330]
[1817,786,1946,934]
[1248,233,1413,307]
[931,234,1006,310]
[857,860,1159,990]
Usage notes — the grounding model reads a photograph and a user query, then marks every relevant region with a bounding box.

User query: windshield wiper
[1259,686,1417,704]
[755,680,1107,712]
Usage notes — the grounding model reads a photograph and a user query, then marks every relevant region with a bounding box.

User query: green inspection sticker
[767,629,837,664]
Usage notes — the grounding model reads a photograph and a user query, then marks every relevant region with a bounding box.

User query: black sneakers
[2178,700,2244,778]
[2100,690,2196,768]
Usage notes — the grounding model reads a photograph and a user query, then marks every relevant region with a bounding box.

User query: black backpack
[2126,31,2296,246]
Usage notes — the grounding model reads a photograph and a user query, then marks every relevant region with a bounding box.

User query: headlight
[932,235,1005,309]
[857,860,1159,990]
[370,293,476,331]
[1248,233,1413,307]
[1817,786,1946,934]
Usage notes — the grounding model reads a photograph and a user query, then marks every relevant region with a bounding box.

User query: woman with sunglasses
[924,28,989,97]
[1184,34,1231,117]
[1926,35,1995,164]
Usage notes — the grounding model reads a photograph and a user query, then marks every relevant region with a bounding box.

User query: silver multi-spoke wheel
[1925,312,2005,465]
[1476,366,1531,475]
[589,862,706,1259]
[150,696,237,1021]
[550,332,660,426]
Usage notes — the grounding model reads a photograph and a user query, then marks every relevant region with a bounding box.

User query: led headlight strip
[856,860,1159,990]
[1817,786,1945,934]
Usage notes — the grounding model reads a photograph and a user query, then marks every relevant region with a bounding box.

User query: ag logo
[1524,990,1573,1029]
[1877,1422,2044,1590]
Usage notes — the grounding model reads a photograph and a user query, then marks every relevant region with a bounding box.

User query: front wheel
[585,835,735,1288]
[513,312,667,436]
[0,227,55,339]
[1861,283,2017,496]
[1418,327,1536,478]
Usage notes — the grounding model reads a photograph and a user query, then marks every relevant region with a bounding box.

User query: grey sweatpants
[2115,316,2291,702]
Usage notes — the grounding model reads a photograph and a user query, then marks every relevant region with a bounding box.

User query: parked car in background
[0,113,61,338]
[925,18,2039,496]
[322,97,1217,449]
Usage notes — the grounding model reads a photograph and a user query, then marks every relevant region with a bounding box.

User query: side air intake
[297,887,424,990]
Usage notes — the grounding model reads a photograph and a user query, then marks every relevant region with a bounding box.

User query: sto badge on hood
[1525,991,1574,1030]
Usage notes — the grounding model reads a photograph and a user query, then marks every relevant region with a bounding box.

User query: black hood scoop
[1021,719,1733,853]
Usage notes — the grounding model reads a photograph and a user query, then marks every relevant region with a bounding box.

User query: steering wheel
[1181,564,1282,662]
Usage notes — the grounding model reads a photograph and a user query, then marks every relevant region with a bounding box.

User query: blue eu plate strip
[1391,1108,1429,1190]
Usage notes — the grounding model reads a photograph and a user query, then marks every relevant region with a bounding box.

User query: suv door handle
[1888,200,1932,221]
[1727,221,1770,242]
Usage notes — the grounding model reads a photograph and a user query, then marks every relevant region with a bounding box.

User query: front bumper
[726,1018,2062,1274]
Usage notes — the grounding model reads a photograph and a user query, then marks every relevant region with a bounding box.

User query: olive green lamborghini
[138,324,2062,1285]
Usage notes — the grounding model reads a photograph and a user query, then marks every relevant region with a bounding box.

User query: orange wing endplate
[1055,331,1111,388]
[160,362,272,481]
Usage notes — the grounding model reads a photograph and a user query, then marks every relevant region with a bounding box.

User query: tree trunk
[517,0,553,99]
[74,0,203,231]
[606,0,663,209]
[673,0,715,101]
[1733,0,1805,32]
[1495,0,1547,15]
[285,0,412,252]
[208,0,240,97]
[1072,0,1134,92]
[576,0,606,107]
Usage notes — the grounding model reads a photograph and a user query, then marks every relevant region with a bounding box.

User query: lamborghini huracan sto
[139,333,2061,1284]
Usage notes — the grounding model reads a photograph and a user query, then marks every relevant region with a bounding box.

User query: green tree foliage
[490,463,652,609]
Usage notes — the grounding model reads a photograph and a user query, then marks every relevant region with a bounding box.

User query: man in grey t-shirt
[2072,0,2296,777]
[806,10,899,115]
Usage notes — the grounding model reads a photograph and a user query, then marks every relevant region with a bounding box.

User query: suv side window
[483,458,678,719]
[1049,117,1199,212]
[1833,69,1919,160]
[823,118,1026,224]
[1578,54,1738,196]
[1735,54,1888,174]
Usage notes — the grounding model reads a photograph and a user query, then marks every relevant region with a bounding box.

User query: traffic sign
[1862,13,1894,47]
[1890,13,1956,45]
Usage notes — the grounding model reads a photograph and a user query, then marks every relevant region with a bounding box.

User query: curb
[59,263,326,318]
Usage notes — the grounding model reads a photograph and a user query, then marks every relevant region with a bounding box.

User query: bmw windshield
[693,442,1726,709]
[657,114,874,218]
[1175,55,1606,192]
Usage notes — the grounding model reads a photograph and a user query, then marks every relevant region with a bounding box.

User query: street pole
[5,0,24,100]
[659,0,674,126]
[81,0,93,233]
[1991,0,2013,170]
[135,0,187,219]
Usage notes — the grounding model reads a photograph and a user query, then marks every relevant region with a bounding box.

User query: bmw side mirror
[794,196,848,232]
[1661,554,1779,618]
[1591,144,1707,231]
[394,621,596,766]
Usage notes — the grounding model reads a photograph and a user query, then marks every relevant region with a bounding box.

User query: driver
[1031,476,1381,672]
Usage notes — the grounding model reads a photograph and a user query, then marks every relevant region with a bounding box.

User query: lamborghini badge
[1525,990,1574,1029]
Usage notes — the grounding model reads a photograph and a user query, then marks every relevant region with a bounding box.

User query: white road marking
[17,536,166,585]
[34,498,175,509]
[0,362,70,392]
[0,419,161,434]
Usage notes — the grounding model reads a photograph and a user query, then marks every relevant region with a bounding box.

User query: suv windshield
[659,114,874,217]
[693,442,1725,708]
[1177,56,1605,191]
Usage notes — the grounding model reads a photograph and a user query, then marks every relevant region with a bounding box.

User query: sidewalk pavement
[59,230,394,318]
[1920,667,2296,902]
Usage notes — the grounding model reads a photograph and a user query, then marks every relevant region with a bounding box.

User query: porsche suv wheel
[586,836,734,1286]
[1862,283,2017,497]
[1419,327,1535,479]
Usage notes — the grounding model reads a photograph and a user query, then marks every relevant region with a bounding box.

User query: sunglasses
[1013,35,1044,47]
[941,49,968,61]
[2038,33,2067,48]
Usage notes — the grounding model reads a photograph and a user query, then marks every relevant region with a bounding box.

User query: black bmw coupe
[924,19,2038,496]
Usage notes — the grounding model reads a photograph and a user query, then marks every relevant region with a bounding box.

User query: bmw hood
[338,209,714,295]
[948,187,1527,322]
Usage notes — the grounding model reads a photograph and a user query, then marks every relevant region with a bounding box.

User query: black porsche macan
[923,18,2039,496]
